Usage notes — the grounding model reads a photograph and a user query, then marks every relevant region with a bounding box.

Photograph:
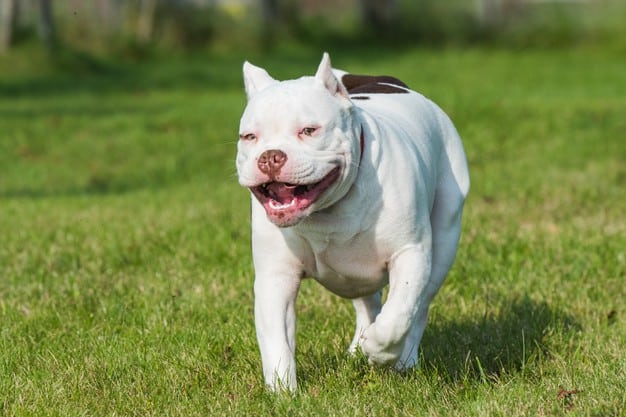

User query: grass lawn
[1,44,624,416]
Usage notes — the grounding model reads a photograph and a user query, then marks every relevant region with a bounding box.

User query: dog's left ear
[315,52,349,99]
[243,61,277,100]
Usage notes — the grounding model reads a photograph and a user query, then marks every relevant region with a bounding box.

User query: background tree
[38,0,56,51]
[360,0,397,32]
[137,0,158,44]
[0,0,17,53]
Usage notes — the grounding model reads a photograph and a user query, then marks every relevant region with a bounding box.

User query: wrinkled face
[236,55,360,227]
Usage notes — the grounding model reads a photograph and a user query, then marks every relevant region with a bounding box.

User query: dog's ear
[243,61,277,100]
[315,52,349,99]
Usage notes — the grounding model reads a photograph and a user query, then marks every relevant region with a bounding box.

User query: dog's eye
[300,127,317,137]
[239,133,257,141]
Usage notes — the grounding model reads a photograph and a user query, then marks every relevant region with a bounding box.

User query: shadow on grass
[0,43,424,98]
[0,46,246,98]
[295,295,579,390]
[421,295,579,382]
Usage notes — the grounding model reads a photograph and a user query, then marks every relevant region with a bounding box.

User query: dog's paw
[265,372,297,393]
[359,323,404,366]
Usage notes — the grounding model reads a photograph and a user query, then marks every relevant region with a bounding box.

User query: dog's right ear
[243,61,277,100]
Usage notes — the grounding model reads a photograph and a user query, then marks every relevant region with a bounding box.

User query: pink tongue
[267,183,297,202]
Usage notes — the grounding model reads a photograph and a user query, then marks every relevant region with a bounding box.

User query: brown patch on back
[342,74,409,95]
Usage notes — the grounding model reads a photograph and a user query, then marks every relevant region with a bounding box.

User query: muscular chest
[298,233,389,299]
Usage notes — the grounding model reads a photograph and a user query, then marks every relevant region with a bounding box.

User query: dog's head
[236,53,362,227]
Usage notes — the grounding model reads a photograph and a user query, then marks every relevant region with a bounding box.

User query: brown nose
[257,149,287,178]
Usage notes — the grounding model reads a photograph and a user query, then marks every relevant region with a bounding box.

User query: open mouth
[250,167,341,225]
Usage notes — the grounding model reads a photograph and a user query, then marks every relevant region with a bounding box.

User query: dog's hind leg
[396,142,469,370]
[394,188,465,370]
[348,291,382,354]
[396,307,427,369]
[425,115,469,314]
[429,186,465,296]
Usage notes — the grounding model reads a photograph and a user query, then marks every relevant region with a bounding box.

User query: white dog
[236,53,469,391]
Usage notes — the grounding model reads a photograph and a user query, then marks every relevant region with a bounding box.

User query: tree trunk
[258,0,282,47]
[476,0,502,27]
[360,0,398,32]
[96,0,120,34]
[260,0,279,26]
[137,0,158,44]
[39,0,57,51]
[0,0,17,53]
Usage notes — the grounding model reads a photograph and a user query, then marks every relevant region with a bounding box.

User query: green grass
[1,45,624,416]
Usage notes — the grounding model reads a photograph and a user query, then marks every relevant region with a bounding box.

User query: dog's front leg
[348,291,382,354]
[360,242,432,367]
[254,270,300,392]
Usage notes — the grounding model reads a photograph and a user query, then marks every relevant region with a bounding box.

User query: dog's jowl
[236,53,470,391]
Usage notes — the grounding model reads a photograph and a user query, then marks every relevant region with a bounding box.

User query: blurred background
[1,0,625,59]
[0,0,625,197]
[0,0,624,196]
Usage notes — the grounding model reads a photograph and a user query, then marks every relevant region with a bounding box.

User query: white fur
[237,53,469,391]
